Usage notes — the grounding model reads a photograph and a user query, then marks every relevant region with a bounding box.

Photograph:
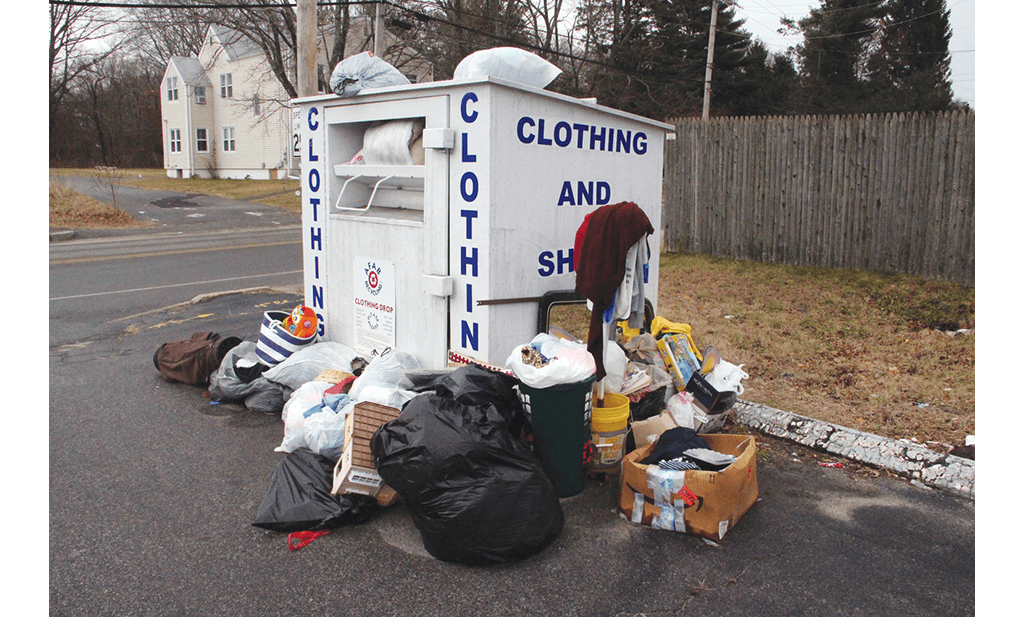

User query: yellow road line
[50,240,297,265]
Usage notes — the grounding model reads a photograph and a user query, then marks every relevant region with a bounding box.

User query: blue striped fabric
[255,310,316,366]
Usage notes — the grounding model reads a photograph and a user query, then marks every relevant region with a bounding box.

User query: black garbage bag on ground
[371,385,564,566]
[252,448,378,533]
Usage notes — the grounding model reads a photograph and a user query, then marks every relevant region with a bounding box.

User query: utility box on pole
[295,77,672,369]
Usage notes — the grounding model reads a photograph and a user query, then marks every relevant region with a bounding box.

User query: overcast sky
[732,0,976,108]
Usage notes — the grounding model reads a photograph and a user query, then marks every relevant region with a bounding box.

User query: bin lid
[292,76,674,132]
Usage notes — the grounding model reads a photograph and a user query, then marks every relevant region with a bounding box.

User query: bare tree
[49,2,119,135]
[123,4,213,69]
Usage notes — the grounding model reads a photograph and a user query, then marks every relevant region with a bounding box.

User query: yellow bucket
[591,393,631,469]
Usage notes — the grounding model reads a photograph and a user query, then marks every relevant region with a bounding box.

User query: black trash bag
[371,390,564,566]
[252,448,378,532]
[630,386,667,422]
[409,364,531,442]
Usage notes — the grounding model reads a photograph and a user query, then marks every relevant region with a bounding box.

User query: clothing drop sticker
[353,257,396,357]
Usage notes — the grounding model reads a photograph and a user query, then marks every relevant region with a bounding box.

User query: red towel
[574,202,653,379]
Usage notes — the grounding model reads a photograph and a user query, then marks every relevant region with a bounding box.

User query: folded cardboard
[618,433,758,540]
[332,402,402,506]
[631,411,678,449]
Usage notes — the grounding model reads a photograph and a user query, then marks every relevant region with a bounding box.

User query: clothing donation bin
[295,76,672,370]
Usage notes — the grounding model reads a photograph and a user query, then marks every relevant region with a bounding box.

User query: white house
[160,21,432,180]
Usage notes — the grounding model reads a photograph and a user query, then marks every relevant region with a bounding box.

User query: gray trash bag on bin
[371,367,564,566]
[330,52,410,97]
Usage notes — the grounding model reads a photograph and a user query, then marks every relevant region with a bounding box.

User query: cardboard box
[618,433,758,540]
[631,411,678,449]
[332,402,402,506]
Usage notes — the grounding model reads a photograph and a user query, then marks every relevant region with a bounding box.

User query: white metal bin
[295,77,672,370]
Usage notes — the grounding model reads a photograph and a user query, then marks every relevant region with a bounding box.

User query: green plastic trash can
[518,376,595,497]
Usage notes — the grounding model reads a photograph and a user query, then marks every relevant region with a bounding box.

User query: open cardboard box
[618,433,758,540]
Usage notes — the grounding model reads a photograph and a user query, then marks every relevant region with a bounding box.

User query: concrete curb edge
[732,400,975,499]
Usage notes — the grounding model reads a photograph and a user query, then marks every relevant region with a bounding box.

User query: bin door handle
[422,128,455,150]
[422,274,453,297]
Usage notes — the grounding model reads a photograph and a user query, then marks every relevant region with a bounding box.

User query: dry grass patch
[550,253,974,448]
[49,181,152,229]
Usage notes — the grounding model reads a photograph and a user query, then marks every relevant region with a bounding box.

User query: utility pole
[702,0,720,120]
[374,2,384,57]
[297,0,317,97]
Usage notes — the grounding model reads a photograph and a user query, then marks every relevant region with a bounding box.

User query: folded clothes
[681,448,736,471]
[639,427,710,466]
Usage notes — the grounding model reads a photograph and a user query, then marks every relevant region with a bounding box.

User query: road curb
[732,400,975,499]
[50,229,75,242]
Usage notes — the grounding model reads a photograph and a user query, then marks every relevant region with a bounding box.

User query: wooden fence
[662,111,975,284]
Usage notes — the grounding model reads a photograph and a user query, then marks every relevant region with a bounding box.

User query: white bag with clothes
[454,47,562,89]
[303,399,356,460]
[506,333,596,389]
[330,52,410,97]
[275,380,333,453]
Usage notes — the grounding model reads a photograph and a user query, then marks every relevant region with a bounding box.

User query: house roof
[209,25,263,62]
[168,56,212,87]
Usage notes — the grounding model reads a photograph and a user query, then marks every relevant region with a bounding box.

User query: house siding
[161,21,433,180]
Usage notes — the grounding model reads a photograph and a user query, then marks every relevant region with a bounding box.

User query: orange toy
[282,305,318,338]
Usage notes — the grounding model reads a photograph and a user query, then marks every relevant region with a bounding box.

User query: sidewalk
[734,400,975,498]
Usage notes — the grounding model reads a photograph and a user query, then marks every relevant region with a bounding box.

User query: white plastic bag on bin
[506,333,596,389]
[454,47,562,89]
[330,52,410,97]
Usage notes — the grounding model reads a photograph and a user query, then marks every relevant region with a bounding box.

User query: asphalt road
[45,182,977,616]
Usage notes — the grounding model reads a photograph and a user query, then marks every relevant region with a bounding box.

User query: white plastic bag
[348,349,422,401]
[262,342,360,392]
[454,47,562,89]
[276,381,333,453]
[600,340,628,395]
[358,119,425,165]
[506,333,596,389]
[330,52,410,97]
[303,399,356,460]
[707,360,748,395]
[666,391,698,430]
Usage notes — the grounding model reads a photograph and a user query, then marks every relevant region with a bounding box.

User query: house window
[169,128,181,153]
[252,95,260,116]
[317,64,326,93]
[220,73,232,98]
[196,128,208,152]
[166,76,178,101]
[222,127,235,152]
[195,86,206,105]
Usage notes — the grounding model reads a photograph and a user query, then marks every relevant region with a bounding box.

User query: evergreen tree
[715,41,801,116]
[788,0,885,114]
[578,0,755,120]
[864,0,954,112]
